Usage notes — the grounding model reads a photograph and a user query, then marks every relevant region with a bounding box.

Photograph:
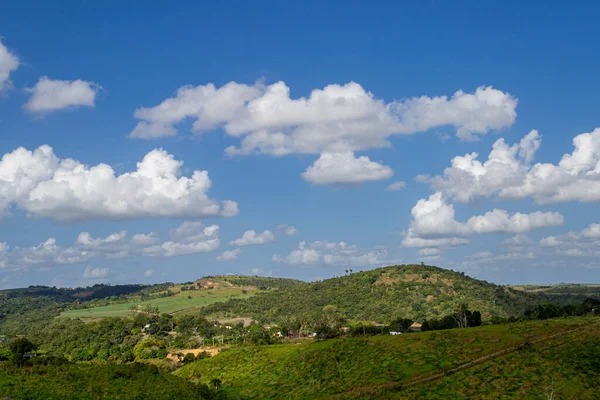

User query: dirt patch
[167,347,220,361]
[426,295,435,302]
[217,317,255,327]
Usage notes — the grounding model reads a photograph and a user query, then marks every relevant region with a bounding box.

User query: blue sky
[0,1,600,288]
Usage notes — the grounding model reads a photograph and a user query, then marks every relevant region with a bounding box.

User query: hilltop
[200,264,542,324]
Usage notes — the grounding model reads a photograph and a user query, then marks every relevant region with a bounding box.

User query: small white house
[389,331,403,335]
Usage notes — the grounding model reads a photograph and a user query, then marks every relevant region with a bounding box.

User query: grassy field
[175,317,599,399]
[60,285,256,318]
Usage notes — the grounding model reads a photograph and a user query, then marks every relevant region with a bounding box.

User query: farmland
[60,284,256,318]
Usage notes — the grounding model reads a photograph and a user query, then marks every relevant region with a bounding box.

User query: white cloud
[302,151,393,185]
[131,80,517,150]
[0,145,237,221]
[0,39,19,91]
[466,209,564,234]
[423,128,600,205]
[407,192,471,238]
[0,221,221,271]
[402,191,563,247]
[386,181,406,191]
[144,269,154,277]
[24,77,101,113]
[417,248,440,256]
[83,266,109,279]
[273,240,388,266]
[539,222,600,257]
[229,230,275,246]
[217,248,241,261]
[277,224,298,236]
[153,223,220,257]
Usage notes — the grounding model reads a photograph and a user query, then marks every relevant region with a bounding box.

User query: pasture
[60,286,256,318]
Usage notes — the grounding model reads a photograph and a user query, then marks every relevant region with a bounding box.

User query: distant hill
[200,264,543,323]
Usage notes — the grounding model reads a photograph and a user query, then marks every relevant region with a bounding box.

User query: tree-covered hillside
[201,265,542,324]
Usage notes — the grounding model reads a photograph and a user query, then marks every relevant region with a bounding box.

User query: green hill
[200,265,542,324]
[175,317,600,399]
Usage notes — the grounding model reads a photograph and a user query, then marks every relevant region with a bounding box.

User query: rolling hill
[175,317,600,399]
[199,264,542,324]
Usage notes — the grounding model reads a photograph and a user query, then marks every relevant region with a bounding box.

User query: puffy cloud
[0,221,221,271]
[0,39,19,91]
[539,222,600,257]
[131,81,516,186]
[229,230,275,246]
[24,77,101,113]
[216,248,241,261]
[276,224,298,236]
[0,145,237,221]
[131,80,517,151]
[144,269,154,278]
[402,191,563,247]
[423,128,600,204]
[273,240,388,266]
[407,192,471,238]
[151,224,220,257]
[386,181,406,191]
[466,209,564,234]
[83,266,109,279]
[302,151,393,185]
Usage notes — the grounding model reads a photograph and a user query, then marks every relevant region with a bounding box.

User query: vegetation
[200,265,542,325]
[0,362,216,399]
[176,317,598,399]
[0,266,598,399]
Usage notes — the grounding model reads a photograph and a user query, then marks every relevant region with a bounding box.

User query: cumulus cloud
[152,223,220,257]
[386,181,406,191]
[0,145,237,221]
[24,77,101,113]
[539,222,600,257]
[422,128,600,204]
[216,248,241,261]
[131,81,517,150]
[131,81,516,186]
[402,191,563,248]
[276,224,298,236]
[0,221,221,271]
[229,230,275,246]
[302,152,393,185]
[273,240,388,266]
[0,39,19,91]
[466,209,564,234]
[83,265,109,279]
[144,269,154,277]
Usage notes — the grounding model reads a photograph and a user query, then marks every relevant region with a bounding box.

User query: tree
[10,337,37,366]
[210,378,222,391]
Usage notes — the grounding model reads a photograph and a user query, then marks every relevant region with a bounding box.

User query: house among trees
[389,331,403,335]
[409,322,422,332]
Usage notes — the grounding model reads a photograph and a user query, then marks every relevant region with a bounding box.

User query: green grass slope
[200,265,541,323]
[0,362,210,400]
[60,285,256,318]
[59,276,303,319]
[175,317,598,399]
